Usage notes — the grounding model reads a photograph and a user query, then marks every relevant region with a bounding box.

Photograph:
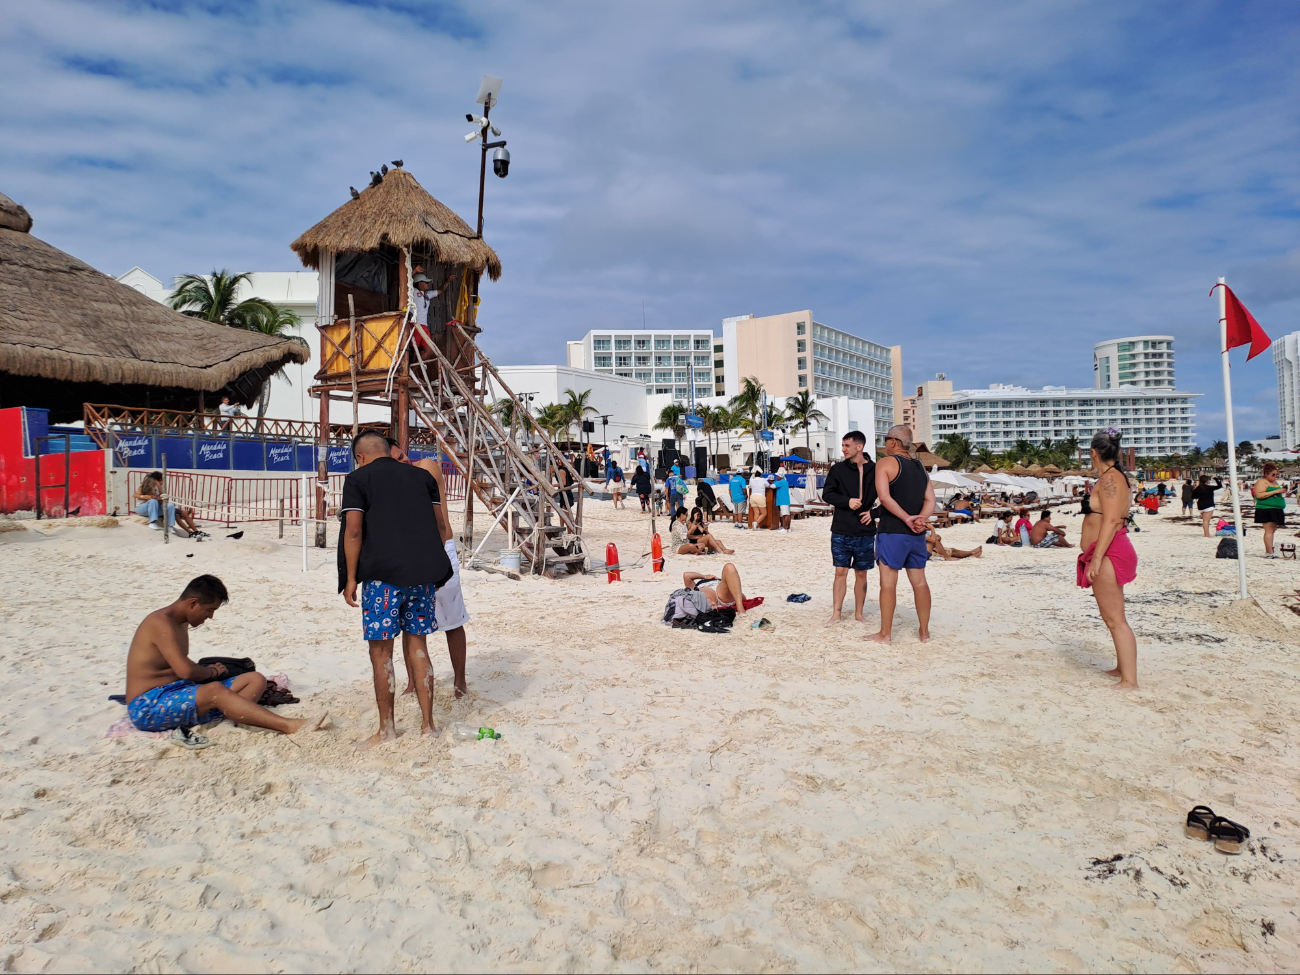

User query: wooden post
[278,498,285,539]
[316,389,328,549]
[348,294,359,437]
[160,455,169,545]
[462,363,478,555]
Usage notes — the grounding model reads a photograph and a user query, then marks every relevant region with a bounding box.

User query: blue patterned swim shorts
[361,580,437,641]
[128,676,238,732]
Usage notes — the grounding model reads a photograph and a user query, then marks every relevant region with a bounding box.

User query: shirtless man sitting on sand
[125,574,328,735]
[1029,510,1073,549]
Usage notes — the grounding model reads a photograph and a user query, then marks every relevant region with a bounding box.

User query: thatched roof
[1007,464,1030,475]
[912,442,949,468]
[291,168,502,280]
[975,463,995,473]
[0,205,308,392]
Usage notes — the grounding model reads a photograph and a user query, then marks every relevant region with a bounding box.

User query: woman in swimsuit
[1078,428,1139,689]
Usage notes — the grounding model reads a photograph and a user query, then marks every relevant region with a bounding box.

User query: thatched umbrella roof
[0,196,308,395]
[291,168,502,280]
[1041,464,1064,476]
[912,442,949,468]
[975,463,995,473]
[1007,463,1030,475]
[1027,463,1046,474]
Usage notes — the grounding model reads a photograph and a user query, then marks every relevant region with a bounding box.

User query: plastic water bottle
[451,723,501,741]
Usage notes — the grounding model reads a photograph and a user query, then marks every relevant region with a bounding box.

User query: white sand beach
[2,500,1299,972]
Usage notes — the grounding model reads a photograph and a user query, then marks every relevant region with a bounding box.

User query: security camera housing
[492,146,510,178]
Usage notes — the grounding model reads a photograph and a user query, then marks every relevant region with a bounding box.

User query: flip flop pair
[1185,805,1249,854]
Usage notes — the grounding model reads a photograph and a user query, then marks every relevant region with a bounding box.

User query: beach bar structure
[0,190,309,516]
[292,167,588,573]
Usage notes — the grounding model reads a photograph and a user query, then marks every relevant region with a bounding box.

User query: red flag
[1211,283,1271,360]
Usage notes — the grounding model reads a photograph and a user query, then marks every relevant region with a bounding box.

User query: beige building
[721,310,896,441]
[900,395,918,433]
[911,375,953,446]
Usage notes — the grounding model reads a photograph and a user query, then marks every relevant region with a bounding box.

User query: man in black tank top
[866,426,936,643]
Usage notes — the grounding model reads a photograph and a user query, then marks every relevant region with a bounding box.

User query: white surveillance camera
[490,125,501,137]
[464,131,481,143]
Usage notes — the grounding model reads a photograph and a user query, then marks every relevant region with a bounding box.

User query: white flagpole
[1218,276,1248,599]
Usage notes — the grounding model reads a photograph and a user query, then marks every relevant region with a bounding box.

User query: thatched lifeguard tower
[292,167,587,574]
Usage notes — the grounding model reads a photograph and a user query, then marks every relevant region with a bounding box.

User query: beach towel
[1076,529,1138,588]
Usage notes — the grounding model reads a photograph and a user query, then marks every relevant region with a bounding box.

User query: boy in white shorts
[389,441,471,698]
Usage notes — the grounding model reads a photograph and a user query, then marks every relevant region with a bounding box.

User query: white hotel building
[566,329,715,402]
[927,384,1199,457]
[1273,331,1300,450]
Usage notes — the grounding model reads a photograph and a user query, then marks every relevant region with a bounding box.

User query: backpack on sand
[1215,537,1238,560]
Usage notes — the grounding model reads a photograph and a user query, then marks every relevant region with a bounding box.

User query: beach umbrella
[913,443,949,468]
[931,470,978,489]
[975,464,995,473]
[1007,464,1030,475]
[1041,464,1063,476]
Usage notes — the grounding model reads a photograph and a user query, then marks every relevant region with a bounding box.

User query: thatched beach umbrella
[1041,464,1063,476]
[0,191,309,420]
[912,442,949,468]
[975,463,995,473]
[1007,463,1030,475]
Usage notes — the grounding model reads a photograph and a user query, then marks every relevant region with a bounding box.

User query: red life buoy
[651,533,664,573]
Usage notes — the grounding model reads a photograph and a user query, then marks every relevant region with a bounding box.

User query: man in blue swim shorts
[341,431,455,749]
[125,575,328,735]
[866,427,936,644]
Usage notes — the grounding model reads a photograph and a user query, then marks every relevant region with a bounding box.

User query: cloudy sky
[3,1,1297,441]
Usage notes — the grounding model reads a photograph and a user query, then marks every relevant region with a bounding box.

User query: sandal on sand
[1184,805,1216,840]
[170,726,213,750]
[1208,817,1250,855]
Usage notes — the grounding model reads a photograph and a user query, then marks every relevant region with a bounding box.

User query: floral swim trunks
[128,676,238,732]
[361,580,437,641]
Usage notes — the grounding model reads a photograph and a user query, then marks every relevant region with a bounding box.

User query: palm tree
[1237,440,1257,459]
[242,304,309,428]
[1207,440,1229,462]
[1185,445,1205,467]
[935,433,973,468]
[169,270,277,327]
[534,403,567,443]
[1058,436,1081,467]
[701,406,730,472]
[656,403,688,458]
[783,390,828,461]
[974,447,999,470]
[728,376,766,462]
[559,388,596,448]
[1010,438,1035,466]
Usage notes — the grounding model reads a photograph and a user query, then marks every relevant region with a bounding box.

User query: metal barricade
[126,471,347,526]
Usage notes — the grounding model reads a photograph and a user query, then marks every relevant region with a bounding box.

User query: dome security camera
[492,146,510,178]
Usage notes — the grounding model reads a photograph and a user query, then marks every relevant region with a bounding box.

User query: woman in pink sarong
[1078,428,1139,689]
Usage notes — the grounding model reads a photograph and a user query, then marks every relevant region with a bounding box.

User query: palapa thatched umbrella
[912,442,949,468]
[1040,464,1063,477]
[1027,463,1047,475]
[0,191,309,421]
[1007,463,1030,475]
[975,463,995,474]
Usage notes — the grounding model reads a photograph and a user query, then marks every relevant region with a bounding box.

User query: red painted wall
[0,408,108,516]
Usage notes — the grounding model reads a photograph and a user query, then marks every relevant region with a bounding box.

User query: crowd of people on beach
[121,412,1297,743]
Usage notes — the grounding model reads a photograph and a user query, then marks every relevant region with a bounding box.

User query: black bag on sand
[197,656,257,681]
[1216,538,1238,560]
[673,608,737,633]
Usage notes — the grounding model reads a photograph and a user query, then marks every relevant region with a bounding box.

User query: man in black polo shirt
[340,431,453,749]
[822,430,878,625]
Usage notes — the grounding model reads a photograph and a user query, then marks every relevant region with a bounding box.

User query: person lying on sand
[125,574,327,735]
[682,566,752,612]
[1029,510,1073,549]
[926,529,981,560]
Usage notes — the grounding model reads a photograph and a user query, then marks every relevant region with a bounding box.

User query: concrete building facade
[1273,331,1300,450]
[720,310,894,441]
[926,383,1199,456]
[1094,335,1176,389]
[911,376,953,447]
[568,328,714,403]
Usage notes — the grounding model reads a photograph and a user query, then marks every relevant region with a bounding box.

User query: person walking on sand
[1180,479,1194,516]
[1192,474,1223,537]
[747,466,769,530]
[729,470,749,529]
[865,426,935,643]
[1077,429,1139,689]
[388,440,470,699]
[125,575,327,736]
[341,431,454,748]
[1252,462,1288,558]
[823,430,877,625]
